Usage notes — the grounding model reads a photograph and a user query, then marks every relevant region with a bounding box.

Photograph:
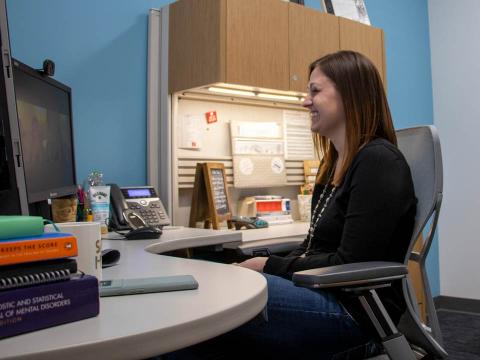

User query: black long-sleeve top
[264,138,417,325]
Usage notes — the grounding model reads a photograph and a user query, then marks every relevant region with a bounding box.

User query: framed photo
[322,0,370,25]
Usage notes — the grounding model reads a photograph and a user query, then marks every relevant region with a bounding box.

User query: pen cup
[51,196,78,223]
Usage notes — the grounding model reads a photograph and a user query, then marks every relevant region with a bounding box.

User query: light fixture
[257,93,300,101]
[208,87,255,97]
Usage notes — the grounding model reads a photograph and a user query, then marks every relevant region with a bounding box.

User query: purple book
[0,274,99,339]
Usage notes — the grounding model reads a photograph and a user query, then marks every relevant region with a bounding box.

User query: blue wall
[7,0,439,295]
[6,0,173,186]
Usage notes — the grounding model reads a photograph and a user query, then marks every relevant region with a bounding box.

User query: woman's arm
[286,237,308,257]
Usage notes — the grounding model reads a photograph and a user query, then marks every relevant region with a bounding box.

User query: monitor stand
[0,189,22,215]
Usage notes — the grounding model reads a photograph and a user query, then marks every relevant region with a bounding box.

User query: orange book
[0,233,78,266]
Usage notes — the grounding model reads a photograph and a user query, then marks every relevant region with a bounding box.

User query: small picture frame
[322,0,370,25]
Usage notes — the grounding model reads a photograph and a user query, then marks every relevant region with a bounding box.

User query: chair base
[382,333,416,360]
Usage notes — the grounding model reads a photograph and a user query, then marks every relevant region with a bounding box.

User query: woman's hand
[235,257,268,272]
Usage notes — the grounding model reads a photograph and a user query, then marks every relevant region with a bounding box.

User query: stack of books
[255,196,294,226]
[0,216,100,339]
[238,196,294,226]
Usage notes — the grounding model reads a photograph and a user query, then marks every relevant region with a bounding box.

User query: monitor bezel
[0,0,29,215]
[12,58,77,204]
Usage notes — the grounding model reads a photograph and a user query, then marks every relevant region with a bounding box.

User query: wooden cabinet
[226,0,289,90]
[169,0,385,93]
[339,17,386,83]
[288,4,339,93]
[169,0,290,93]
[168,0,226,94]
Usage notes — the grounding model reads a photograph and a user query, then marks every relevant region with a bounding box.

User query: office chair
[292,125,448,359]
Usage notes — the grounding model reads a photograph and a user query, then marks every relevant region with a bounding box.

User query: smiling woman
[222,51,416,358]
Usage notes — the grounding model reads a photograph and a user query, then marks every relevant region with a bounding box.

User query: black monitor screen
[12,59,76,203]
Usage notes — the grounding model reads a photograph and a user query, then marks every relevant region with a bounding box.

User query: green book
[0,216,44,239]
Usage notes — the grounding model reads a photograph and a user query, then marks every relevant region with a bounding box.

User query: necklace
[301,169,337,257]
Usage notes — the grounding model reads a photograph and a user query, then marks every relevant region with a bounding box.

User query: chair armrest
[292,261,408,289]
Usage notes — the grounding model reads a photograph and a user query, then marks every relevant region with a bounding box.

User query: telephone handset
[109,184,170,231]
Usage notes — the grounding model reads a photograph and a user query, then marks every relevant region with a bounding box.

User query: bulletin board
[172,93,315,226]
[174,96,313,188]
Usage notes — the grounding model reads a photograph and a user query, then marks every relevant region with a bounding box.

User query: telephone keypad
[125,201,169,227]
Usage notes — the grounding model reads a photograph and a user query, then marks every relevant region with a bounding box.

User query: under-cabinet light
[257,93,300,101]
[208,87,255,97]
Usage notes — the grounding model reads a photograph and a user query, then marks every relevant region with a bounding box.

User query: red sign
[205,111,218,124]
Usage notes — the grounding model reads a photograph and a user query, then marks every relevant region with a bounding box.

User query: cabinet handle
[292,74,298,81]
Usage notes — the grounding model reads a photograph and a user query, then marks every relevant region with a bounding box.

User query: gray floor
[438,309,480,359]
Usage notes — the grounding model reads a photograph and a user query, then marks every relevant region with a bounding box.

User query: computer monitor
[12,59,77,213]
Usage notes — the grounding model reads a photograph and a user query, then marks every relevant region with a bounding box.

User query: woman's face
[303,67,346,140]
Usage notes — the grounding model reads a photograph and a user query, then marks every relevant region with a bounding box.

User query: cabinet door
[339,18,386,84]
[226,0,289,91]
[169,0,226,94]
[289,4,339,93]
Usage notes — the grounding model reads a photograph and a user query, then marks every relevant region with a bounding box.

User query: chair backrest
[395,125,447,358]
[396,125,443,265]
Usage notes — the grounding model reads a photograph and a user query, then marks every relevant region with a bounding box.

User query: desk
[0,235,267,359]
[105,226,242,254]
[223,222,309,255]
[132,223,308,256]
[108,223,307,257]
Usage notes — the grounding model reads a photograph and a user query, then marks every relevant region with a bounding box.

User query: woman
[167,50,416,359]
[231,50,416,358]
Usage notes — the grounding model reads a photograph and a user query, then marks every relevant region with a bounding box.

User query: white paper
[233,139,284,155]
[233,121,281,138]
[283,110,314,160]
[239,158,254,175]
[179,114,203,150]
[330,0,370,25]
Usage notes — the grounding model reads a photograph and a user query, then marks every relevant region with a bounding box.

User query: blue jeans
[164,273,376,359]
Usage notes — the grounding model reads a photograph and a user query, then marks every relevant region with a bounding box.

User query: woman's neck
[330,137,346,180]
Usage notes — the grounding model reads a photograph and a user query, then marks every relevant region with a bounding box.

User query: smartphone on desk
[99,275,198,297]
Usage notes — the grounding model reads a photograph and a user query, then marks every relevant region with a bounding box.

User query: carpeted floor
[438,309,480,359]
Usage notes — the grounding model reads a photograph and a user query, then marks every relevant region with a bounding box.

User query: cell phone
[99,275,198,297]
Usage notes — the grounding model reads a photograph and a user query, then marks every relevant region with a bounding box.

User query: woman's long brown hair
[310,51,397,186]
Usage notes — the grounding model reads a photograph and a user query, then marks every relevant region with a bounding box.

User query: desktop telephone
[230,216,268,230]
[109,184,170,232]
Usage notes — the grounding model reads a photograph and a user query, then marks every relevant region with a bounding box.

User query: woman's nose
[302,96,312,108]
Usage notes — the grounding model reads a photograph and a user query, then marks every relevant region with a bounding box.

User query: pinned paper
[205,111,218,124]
[239,158,254,175]
[271,157,284,174]
[179,114,203,150]
[283,110,314,160]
